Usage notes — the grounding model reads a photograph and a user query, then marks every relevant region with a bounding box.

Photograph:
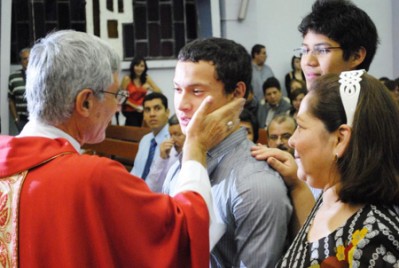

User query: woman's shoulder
[343,204,399,240]
[122,75,131,82]
[285,71,293,79]
[145,74,154,83]
[364,204,399,220]
[340,204,399,265]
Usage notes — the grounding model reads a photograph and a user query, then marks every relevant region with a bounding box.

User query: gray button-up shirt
[164,128,292,267]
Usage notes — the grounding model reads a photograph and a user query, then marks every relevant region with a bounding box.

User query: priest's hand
[183,96,245,167]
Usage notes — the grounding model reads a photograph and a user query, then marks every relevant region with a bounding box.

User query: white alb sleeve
[170,160,226,250]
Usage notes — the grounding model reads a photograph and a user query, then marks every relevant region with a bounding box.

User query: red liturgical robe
[0,136,209,267]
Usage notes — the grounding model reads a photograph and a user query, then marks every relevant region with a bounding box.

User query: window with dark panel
[10,0,199,63]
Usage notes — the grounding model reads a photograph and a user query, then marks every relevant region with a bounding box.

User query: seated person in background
[244,85,258,119]
[257,77,291,129]
[121,56,161,127]
[239,108,259,142]
[146,115,185,192]
[284,55,305,99]
[288,87,307,120]
[289,79,306,92]
[383,79,399,105]
[267,115,295,156]
[0,29,246,266]
[268,114,322,200]
[378,76,390,84]
[279,71,399,267]
[165,37,292,267]
[131,92,170,180]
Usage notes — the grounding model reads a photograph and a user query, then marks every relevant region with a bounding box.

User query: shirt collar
[207,127,248,174]
[153,124,170,144]
[268,99,282,109]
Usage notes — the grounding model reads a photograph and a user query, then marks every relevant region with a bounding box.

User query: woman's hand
[251,144,299,189]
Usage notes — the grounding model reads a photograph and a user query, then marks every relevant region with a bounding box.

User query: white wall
[2,0,397,130]
[221,0,395,95]
[117,61,177,125]
[130,0,397,113]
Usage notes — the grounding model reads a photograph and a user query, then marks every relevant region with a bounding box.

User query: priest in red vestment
[0,30,244,267]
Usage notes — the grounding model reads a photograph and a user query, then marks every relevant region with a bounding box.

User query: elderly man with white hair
[0,30,244,267]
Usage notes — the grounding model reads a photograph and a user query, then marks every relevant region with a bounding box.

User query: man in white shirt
[130,92,170,179]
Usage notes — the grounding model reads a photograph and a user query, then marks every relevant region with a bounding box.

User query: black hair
[129,56,148,84]
[251,44,265,59]
[298,0,379,71]
[240,108,259,142]
[290,55,301,71]
[143,92,168,110]
[178,38,252,98]
[168,114,179,126]
[262,77,281,94]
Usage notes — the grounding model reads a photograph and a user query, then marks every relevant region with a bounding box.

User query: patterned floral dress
[278,197,399,268]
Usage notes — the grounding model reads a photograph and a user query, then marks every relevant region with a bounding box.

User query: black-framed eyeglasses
[100,89,129,104]
[293,46,342,58]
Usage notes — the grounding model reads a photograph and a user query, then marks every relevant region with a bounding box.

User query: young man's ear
[350,47,366,69]
[233,81,246,98]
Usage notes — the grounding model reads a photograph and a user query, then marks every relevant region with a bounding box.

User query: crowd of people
[2,0,399,267]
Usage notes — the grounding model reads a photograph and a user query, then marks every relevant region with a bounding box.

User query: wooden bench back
[106,125,151,142]
[82,125,151,170]
[83,138,138,159]
[257,128,268,145]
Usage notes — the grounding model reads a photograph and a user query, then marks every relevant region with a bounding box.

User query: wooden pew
[84,138,138,159]
[257,128,268,145]
[106,125,151,142]
[82,125,151,170]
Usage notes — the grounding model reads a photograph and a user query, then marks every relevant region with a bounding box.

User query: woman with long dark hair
[284,55,305,100]
[121,56,161,126]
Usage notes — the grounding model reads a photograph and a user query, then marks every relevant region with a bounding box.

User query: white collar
[18,119,81,153]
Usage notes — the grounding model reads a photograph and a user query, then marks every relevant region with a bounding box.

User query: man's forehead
[169,124,182,132]
[174,61,220,88]
[269,121,295,132]
[265,87,280,93]
[302,31,340,46]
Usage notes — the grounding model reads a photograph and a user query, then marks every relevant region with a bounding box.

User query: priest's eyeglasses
[100,89,129,104]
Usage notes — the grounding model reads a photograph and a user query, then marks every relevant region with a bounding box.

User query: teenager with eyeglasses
[252,0,380,236]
